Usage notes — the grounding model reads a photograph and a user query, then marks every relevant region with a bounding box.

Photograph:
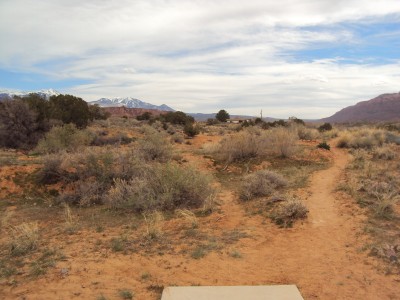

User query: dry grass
[138,126,173,162]
[176,209,198,228]
[341,141,400,267]
[337,128,388,149]
[294,125,320,141]
[267,127,299,158]
[207,126,299,164]
[372,145,397,160]
[10,222,39,256]
[217,128,267,163]
[239,170,287,201]
[270,197,308,227]
[105,163,214,212]
[143,211,164,240]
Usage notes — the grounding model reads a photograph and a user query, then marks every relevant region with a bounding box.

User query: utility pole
[260,109,263,120]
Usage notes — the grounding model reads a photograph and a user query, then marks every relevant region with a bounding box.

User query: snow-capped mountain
[90,97,175,111]
[0,89,60,100]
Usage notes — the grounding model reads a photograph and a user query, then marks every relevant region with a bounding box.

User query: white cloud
[0,0,399,118]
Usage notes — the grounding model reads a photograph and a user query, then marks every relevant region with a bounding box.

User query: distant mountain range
[1,89,399,123]
[0,89,60,101]
[90,97,175,111]
[321,92,400,123]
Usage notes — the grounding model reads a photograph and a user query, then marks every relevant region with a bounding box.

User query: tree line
[0,93,109,149]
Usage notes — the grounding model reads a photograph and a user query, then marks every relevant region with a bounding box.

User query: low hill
[321,92,400,123]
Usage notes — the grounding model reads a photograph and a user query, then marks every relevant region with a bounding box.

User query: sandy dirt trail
[2,143,400,299]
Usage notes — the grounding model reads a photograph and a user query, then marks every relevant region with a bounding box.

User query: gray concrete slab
[161,285,304,300]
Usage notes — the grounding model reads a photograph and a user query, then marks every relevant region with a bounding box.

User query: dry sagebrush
[239,169,288,201]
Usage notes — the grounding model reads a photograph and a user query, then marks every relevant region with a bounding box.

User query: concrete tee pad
[161,285,304,300]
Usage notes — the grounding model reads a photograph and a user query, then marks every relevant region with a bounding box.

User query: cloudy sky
[0,0,399,118]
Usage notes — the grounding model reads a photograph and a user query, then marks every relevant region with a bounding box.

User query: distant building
[226,118,253,124]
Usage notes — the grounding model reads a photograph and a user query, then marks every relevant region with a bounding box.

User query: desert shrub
[74,181,107,206]
[171,133,185,144]
[0,99,41,149]
[267,127,299,158]
[47,149,148,205]
[150,120,166,131]
[36,154,65,184]
[270,197,308,227]
[207,118,219,125]
[36,124,94,153]
[296,125,320,140]
[239,170,287,201]
[336,132,350,148]
[184,123,200,137]
[317,142,330,150]
[217,128,267,162]
[337,128,386,149]
[74,150,116,184]
[138,127,173,162]
[318,122,332,132]
[88,104,110,120]
[9,222,39,256]
[373,194,398,219]
[136,111,152,121]
[372,145,396,160]
[91,133,134,146]
[105,163,214,212]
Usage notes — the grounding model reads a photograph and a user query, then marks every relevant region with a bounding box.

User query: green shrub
[239,170,287,201]
[184,123,200,137]
[317,142,330,150]
[49,94,92,128]
[138,127,173,162]
[318,122,332,132]
[118,289,134,299]
[36,124,94,153]
[91,133,134,146]
[161,111,194,125]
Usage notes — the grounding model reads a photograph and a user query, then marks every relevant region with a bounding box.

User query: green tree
[162,111,194,125]
[89,104,110,120]
[318,122,333,132]
[49,94,91,128]
[215,109,230,122]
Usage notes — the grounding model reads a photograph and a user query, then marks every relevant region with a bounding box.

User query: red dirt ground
[1,140,399,299]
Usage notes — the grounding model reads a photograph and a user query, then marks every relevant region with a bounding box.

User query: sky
[0,0,399,119]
